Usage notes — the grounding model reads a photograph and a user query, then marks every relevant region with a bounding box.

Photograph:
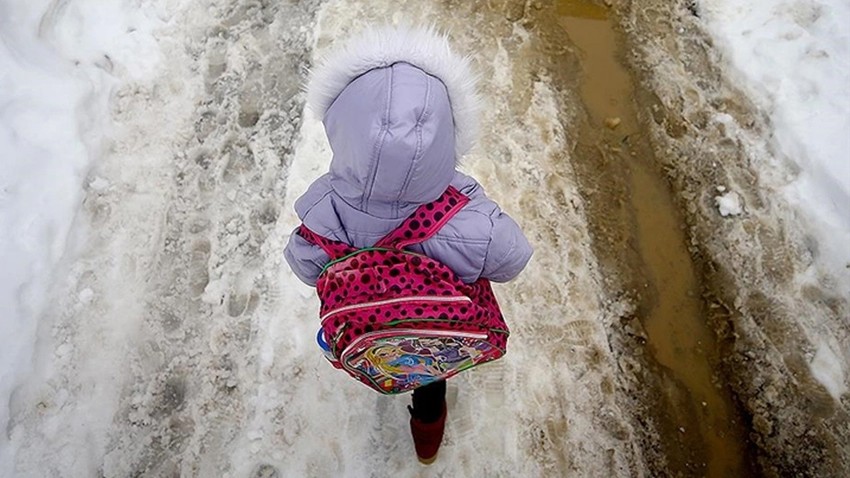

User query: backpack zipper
[320,295,472,322]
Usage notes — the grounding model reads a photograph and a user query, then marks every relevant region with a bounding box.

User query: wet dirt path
[552,1,755,476]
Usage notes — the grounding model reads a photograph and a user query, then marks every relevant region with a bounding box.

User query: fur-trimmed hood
[307,25,481,158]
[304,26,481,217]
[287,28,533,288]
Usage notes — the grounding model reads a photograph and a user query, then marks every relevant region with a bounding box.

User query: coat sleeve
[451,172,533,283]
[480,209,533,283]
[283,228,329,287]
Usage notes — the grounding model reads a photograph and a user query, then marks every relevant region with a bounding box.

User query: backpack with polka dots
[298,186,510,394]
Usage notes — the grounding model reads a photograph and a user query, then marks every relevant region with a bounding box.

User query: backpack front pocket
[320,295,474,355]
[339,329,503,394]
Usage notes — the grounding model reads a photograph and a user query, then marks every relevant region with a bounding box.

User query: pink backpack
[298,186,510,394]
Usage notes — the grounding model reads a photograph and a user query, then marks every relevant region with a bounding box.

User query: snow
[1,0,640,473]
[701,0,850,406]
[715,191,744,217]
[810,339,848,400]
[2,0,848,475]
[700,0,850,284]
[0,0,166,473]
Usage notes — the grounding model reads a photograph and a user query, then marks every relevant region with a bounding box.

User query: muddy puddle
[546,1,757,476]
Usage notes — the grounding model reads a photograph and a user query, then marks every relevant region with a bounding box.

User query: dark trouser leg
[410,380,446,423]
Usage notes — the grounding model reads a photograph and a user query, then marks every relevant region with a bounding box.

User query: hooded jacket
[284,26,532,286]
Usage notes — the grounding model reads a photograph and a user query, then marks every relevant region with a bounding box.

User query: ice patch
[201,278,228,305]
[715,191,743,217]
[810,341,848,400]
[88,177,110,192]
[78,288,94,304]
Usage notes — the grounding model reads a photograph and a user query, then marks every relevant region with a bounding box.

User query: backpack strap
[375,186,470,250]
[297,186,469,258]
[297,224,357,261]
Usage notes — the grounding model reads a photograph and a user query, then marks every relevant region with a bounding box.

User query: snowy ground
[2,0,848,477]
[701,0,850,287]
[698,0,850,413]
[1,0,170,471]
[4,1,637,476]
[616,0,849,475]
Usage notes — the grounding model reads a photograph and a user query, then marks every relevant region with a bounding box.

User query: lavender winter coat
[284,29,532,286]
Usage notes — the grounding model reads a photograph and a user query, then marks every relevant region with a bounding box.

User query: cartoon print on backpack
[348,335,495,391]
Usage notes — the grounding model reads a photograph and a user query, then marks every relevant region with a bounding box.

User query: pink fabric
[298,187,510,392]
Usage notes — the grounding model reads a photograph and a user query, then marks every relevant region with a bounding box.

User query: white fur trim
[306,25,481,157]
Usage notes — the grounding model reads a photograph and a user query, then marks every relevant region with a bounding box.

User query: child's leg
[410,380,446,423]
[408,380,448,463]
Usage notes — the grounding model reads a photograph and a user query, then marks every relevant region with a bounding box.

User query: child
[284,26,532,464]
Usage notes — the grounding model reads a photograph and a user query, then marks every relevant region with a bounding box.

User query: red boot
[409,402,447,464]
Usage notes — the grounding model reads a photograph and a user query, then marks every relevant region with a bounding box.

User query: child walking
[284,26,532,464]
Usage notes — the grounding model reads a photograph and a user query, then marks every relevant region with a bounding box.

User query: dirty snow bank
[0,0,163,473]
[700,0,850,286]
